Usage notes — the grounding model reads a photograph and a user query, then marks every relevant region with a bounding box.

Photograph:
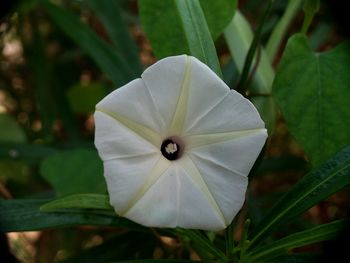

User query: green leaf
[248,145,350,248]
[0,114,26,143]
[246,220,345,262]
[40,149,106,196]
[41,194,112,211]
[139,0,234,76]
[0,199,144,232]
[85,0,142,74]
[273,34,350,166]
[199,0,237,40]
[41,0,136,86]
[67,82,107,114]
[174,0,221,77]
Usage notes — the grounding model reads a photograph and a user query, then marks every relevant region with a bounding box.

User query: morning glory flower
[94,55,267,231]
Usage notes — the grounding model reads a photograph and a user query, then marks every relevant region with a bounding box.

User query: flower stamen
[161,137,184,161]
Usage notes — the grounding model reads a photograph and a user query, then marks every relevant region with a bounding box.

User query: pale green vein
[180,155,227,226]
[96,107,161,148]
[169,56,192,134]
[120,156,171,216]
[186,128,266,150]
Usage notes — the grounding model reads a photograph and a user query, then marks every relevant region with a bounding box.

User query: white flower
[94,55,267,231]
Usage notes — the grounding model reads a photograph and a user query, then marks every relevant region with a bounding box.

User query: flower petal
[141,55,189,134]
[94,111,159,161]
[96,78,163,141]
[104,153,162,214]
[183,57,231,133]
[187,152,248,225]
[124,160,226,231]
[188,131,267,177]
[185,89,266,135]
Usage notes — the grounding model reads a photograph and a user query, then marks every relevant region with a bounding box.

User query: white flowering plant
[1,0,350,262]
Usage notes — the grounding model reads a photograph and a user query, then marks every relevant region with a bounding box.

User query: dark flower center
[161,138,182,161]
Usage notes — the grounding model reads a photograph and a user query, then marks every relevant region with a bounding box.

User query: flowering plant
[0,0,349,262]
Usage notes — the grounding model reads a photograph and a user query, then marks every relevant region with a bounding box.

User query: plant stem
[237,0,274,95]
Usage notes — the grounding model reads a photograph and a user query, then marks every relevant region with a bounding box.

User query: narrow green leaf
[41,0,136,86]
[0,199,144,232]
[86,0,142,74]
[40,194,112,211]
[248,145,350,248]
[174,0,221,77]
[246,220,345,262]
[273,34,350,166]
[40,149,106,196]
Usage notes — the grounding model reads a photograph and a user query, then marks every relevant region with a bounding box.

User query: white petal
[186,89,265,135]
[94,111,159,161]
[124,159,226,231]
[187,152,248,225]
[176,156,227,230]
[188,131,267,177]
[184,57,231,133]
[141,55,189,133]
[124,164,178,228]
[96,78,163,135]
[104,153,161,214]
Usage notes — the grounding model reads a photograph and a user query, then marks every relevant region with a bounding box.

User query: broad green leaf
[41,0,136,86]
[246,220,345,262]
[199,0,237,40]
[273,34,350,166]
[139,0,234,76]
[67,83,107,114]
[41,194,112,211]
[0,114,26,143]
[248,145,350,248]
[0,199,144,232]
[40,149,106,196]
[86,0,142,74]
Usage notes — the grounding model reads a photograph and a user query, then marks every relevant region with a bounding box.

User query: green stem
[301,0,320,34]
[266,0,302,61]
[237,0,274,95]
